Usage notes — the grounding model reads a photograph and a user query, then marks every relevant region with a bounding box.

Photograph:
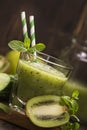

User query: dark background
[0,0,87,57]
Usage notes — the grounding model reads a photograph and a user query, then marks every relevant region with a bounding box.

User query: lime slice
[0,55,10,73]
[0,73,10,91]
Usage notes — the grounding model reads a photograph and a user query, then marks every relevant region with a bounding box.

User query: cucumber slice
[26,95,69,128]
[0,73,10,91]
[0,55,10,73]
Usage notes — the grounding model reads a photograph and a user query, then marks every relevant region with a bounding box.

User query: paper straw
[29,15,36,59]
[29,16,36,47]
[21,11,28,39]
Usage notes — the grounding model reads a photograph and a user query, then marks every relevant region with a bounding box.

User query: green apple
[6,50,20,74]
[63,80,87,124]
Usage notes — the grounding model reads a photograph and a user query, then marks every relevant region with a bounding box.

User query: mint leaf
[8,40,27,52]
[8,39,46,54]
[61,90,80,130]
[28,43,46,53]
[73,122,80,130]
[61,96,78,114]
[35,43,46,51]
[70,99,79,114]
[61,90,79,115]
[72,90,79,100]
[24,38,31,49]
[61,122,80,130]
[61,96,71,111]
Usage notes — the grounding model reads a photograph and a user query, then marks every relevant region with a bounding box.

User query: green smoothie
[12,59,67,107]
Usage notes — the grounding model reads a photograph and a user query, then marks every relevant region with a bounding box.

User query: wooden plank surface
[0,120,87,130]
[0,107,86,130]
[0,109,60,130]
[0,120,25,130]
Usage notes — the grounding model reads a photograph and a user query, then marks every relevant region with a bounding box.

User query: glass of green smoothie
[9,51,72,113]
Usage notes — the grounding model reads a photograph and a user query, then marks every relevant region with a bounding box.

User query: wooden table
[0,120,25,130]
[0,108,27,130]
[0,119,87,130]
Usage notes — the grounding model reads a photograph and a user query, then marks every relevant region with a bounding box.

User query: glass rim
[36,51,73,71]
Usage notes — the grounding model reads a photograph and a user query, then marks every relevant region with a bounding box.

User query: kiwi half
[26,95,69,128]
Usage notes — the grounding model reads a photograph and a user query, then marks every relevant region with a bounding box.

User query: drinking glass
[9,51,72,113]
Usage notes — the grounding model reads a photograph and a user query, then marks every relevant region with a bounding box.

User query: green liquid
[11,59,67,108]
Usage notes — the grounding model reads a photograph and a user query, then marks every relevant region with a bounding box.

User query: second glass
[9,51,72,113]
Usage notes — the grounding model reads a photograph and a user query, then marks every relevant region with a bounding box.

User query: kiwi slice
[0,73,10,91]
[26,95,69,128]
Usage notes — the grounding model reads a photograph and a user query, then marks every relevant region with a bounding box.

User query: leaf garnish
[8,37,46,53]
[8,40,27,52]
[61,122,80,130]
[61,90,80,130]
[35,43,46,51]
[28,43,46,53]
[72,90,79,100]
[24,37,31,49]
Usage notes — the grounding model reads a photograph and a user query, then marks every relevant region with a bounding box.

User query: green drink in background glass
[9,51,72,113]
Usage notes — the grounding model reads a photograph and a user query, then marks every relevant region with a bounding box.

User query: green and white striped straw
[21,11,28,39]
[29,15,36,59]
[29,15,36,47]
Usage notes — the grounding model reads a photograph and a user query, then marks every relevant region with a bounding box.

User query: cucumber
[0,55,10,73]
[0,73,10,91]
[26,95,69,128]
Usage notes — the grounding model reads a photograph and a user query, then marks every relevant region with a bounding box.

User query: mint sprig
[8,37,46,53]
[61,122,80,130]
[61,90,80,130]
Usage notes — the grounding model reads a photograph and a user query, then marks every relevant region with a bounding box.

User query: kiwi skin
[26,95,69,128]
